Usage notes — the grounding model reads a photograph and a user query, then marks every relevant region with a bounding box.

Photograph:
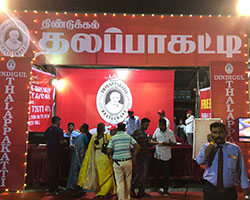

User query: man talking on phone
[196,122,249,200]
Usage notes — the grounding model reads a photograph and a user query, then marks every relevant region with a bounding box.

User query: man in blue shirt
[196,122,249,200]
[64,122,80,146]
[124,109,140,135]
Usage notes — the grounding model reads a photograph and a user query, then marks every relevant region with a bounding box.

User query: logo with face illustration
[0,19,30,57]
[96,77,132,124]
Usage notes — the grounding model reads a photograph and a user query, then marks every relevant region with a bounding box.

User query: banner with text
[211,62,248,142]
[0,12,247,66]
[56,68,174,135]
[199,87,211,118]
[0,57,31,191]
[28,68,55,132]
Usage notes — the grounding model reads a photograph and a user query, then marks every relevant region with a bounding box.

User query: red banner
[0,57,31,191]
[199,87,211,118]
[56,68,174,135]
[0,12,247,66]
[28,68,55,132]
[211,62,248,142]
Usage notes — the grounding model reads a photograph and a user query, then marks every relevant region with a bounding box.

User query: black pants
[154,158,171,192]
[47,152,62,193]
[203,181,237,200]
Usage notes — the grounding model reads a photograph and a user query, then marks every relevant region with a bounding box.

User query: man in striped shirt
[107,123,140,200]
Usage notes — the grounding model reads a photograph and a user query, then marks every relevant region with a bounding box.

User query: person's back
[67,132,89,193]
[75,133,88,163]
[107,123,140,200]
[45,126,64,154]
[111,131,134,160]
[44,116,64,195]
[80,123,92,147]
[85,132,92,145]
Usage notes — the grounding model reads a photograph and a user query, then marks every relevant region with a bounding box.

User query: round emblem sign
[0,19,30,57]
[96,77,132,124]
[225,63,233,75]
[6,59,16,71]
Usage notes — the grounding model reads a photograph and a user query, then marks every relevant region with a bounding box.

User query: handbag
[101,134,108,154]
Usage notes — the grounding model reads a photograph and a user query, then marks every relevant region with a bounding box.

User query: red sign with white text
[28,68,55,132]
[0,12,247,66]
[0,57,31,191]
[56,68,175,135]
[199,87,211,118]
[0,10,249,186]
[211,62,248,143]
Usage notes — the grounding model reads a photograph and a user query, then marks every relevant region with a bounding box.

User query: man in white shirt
[124,109,140,135]
[157,109,170,129]
[185,110,195,146]
[152,118,176,196]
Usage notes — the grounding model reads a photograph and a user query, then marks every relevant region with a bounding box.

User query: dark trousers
[47,152,62,193]
[203,181,237,200]
[154,158,171,192]
[131,155,150,194]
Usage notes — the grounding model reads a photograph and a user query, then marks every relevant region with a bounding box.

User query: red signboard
[0,10,249,189]
[0,12,247,66]
[0,57,31,191]
[28,68,55,132]
[211,62,248,142]
[199,87,211,118]
[56,68,175,135]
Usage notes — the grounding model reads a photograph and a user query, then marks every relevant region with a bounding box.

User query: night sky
[8,0,239,15]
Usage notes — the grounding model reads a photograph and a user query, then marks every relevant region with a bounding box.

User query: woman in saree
[66,124,89,195]
[78,123,116,198]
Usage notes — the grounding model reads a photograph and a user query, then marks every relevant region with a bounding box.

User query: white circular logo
[96,77,132,124]
[0,19,30,57]
[225,63,233,74]
[6,59,16,71]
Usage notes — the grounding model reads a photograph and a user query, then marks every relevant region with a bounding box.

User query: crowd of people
[44,108,177,199]
[44,109,250,200]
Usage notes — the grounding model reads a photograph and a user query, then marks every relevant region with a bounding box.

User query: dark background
[8,0,238,15]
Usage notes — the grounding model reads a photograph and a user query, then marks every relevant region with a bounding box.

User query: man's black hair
[159,118,167,126]
[97,123,105,133]
[80,123,89,132]
[67,122,75,127]
[141,118,150,124]
[52,116,61,124]
[117,123,126,131]
[210,122,225,132]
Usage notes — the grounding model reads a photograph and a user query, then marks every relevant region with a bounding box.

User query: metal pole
[196,68,200,118]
